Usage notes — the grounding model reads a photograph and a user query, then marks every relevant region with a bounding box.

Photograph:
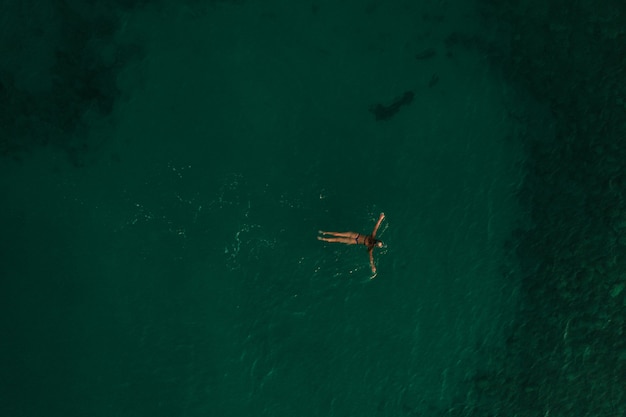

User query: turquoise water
[1,2,528,416]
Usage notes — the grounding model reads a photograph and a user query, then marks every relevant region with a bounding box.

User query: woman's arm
[371,212,385,237]
[368,248,377,277]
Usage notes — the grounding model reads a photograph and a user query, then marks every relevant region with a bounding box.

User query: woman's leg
[318,231,358,238]
[317,236,355,244]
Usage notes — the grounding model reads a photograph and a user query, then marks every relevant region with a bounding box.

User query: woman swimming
[318,213,385,277]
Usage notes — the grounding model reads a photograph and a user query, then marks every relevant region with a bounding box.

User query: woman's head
[374,239,383,248]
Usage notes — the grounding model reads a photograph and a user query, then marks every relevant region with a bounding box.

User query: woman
[318,213,385,277]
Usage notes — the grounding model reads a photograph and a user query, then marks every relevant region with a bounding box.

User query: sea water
[0,1,526,416]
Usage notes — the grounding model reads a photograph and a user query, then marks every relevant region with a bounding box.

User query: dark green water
[6,1,623,416]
